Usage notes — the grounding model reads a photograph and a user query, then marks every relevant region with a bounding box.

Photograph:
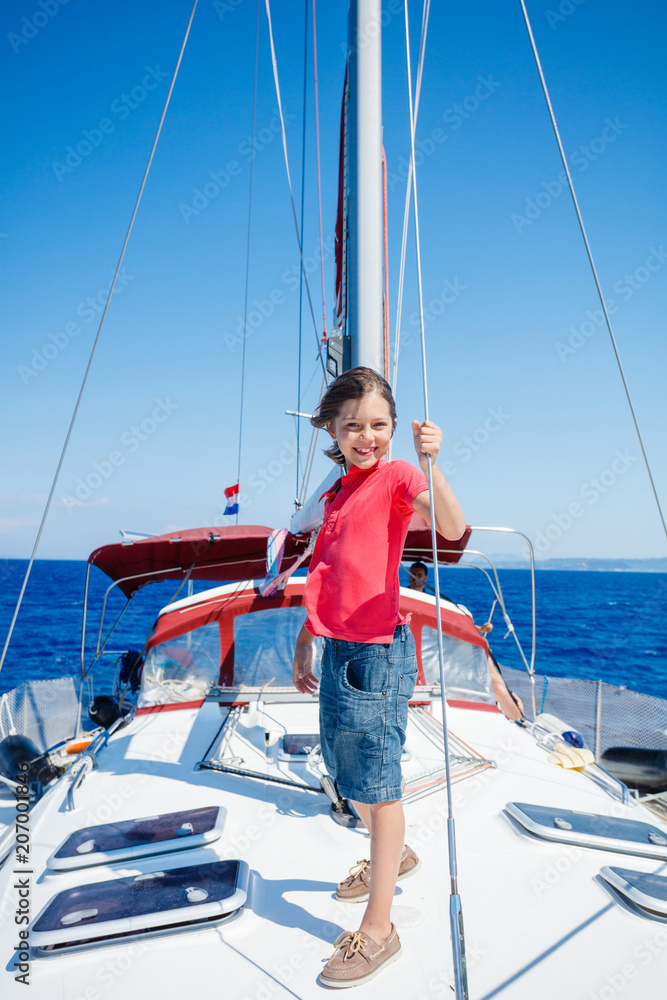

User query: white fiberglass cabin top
[2,562,667,999]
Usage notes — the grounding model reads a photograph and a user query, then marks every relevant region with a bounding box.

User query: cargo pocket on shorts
[319,708,338,778]
[396,665,419,740]
[336,727,385,796]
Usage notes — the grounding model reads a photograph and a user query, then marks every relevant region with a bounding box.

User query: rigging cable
[236,0,262,526]
[388,0,429,460]
[293,361,325,507]
[335,72,350,339]
[299,421,319,505]
[299,357,323,407]
[382,148,390,383]
[311,0,328,340]
[403,3,469,999]
[518,0,667,544]
[303,0,327,501]
[298,0,332,514]
[264,0,328,381]
[296,0,309,503]
[391,0,430,400]
[0,0,201,676]
[299,375,327,504]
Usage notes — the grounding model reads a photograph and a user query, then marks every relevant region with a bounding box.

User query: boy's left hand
[412,419,442,471]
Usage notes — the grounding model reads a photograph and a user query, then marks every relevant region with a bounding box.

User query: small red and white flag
[223,483,239,515]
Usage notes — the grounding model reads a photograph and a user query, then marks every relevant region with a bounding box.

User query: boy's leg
[357,799,404,944]
[351,799,372,833]
[321,800,404,986]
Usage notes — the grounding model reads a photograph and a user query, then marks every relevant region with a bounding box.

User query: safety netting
[500,665,667,756]
[0,677,79,754]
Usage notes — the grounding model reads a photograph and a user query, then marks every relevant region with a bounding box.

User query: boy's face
[328,393,394,470]
[410,567,427,590]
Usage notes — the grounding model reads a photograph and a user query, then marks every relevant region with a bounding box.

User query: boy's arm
[411,419,467,540]
[293,623,319,694]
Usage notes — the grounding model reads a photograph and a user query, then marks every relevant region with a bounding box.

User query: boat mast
[347,0,384,373]
[291,0,385,533]
[328,0,385,377]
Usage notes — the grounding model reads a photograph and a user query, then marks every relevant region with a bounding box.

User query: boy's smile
[328,393,395,470]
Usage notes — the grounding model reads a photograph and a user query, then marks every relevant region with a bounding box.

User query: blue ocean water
[0,560,665,700]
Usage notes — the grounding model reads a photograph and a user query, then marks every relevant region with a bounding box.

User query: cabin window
[421,627,493,702]
[233,607,323,688]
[139,623,221,706]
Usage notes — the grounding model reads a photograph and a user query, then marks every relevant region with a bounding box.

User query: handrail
[65,707,135,812]
[95,556,265,646]
[0,773,22,793]
[584,762,630,806]
[438,552,533,675]
[467,527,537,676]
[404,526,538,717]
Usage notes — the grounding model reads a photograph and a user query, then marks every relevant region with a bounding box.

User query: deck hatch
[279,734,319,759]
[31,859,249,948]
[506,802,667,859]
[600,866,667,916]
[48,806,225,871]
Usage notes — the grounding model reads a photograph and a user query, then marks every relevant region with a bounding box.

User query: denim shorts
[318,623,418,805]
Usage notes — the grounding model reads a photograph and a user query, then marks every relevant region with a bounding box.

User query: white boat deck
[2,697,666,999]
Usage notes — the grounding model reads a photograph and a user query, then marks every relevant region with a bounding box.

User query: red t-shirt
[304,459,428,643]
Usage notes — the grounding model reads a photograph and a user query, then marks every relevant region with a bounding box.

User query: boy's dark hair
[409,561,428,574]
[311,367,397,467]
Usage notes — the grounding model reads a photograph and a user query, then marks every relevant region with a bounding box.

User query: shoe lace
[348,858,370,878]
[331,930,367,960]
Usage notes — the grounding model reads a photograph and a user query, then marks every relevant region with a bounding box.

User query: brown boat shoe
[335,844,421,902]
[319,923,402,988]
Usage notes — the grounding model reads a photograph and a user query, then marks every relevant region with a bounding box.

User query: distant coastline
[479,557,667,573]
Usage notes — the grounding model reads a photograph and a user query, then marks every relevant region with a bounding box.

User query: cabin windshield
[233,606,323,688]
[421,627,493,702]
[139,622,221,706]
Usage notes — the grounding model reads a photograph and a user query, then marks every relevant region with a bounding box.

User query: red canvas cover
[404,514,471,564]
[87,526,310,599]
[88,519,470,600]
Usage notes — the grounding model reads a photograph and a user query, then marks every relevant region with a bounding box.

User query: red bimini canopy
[88,520,471,600]
[404,515,471,564]
[87,526,311,599]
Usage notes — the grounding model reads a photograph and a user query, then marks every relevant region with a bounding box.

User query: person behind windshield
[407,561,428,591]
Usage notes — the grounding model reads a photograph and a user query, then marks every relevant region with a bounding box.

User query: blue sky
[1,0,666,562]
